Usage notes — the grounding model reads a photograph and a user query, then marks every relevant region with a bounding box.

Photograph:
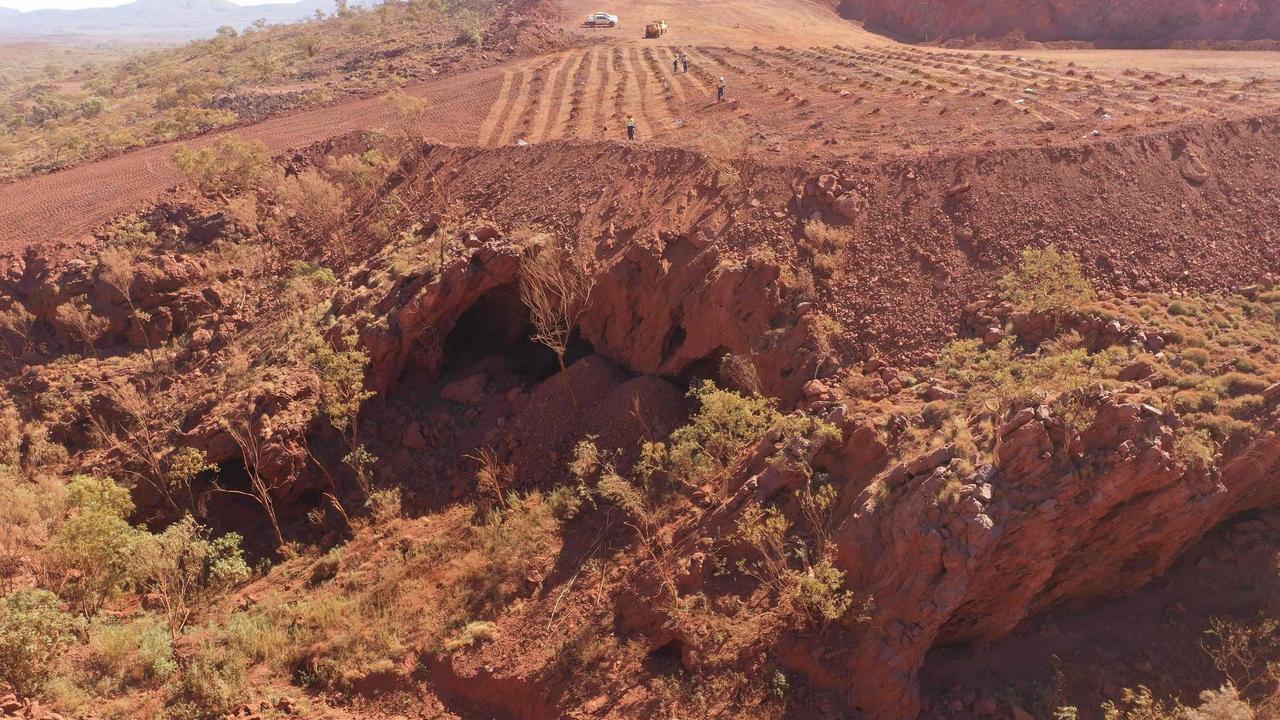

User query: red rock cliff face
[835,0,1280,45]
[614,389,1280,720]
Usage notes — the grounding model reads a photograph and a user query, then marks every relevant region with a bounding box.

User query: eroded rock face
[611,388,1280,719]
[831,397,1280,718]
[0,246,211,367]
[359,233,826,405]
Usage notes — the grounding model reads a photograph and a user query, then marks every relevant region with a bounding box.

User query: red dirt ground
[3,0,1280,251]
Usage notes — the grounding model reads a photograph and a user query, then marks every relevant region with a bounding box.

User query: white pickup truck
[584,11,619,27]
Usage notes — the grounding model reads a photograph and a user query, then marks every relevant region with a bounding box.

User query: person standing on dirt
[717,76,726,102]
[682,53,689,73]
[673,53,680,73]
[626,114,637,140]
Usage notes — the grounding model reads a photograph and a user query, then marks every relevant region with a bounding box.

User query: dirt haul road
[3,0,1280,250]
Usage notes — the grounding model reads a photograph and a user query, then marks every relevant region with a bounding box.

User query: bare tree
[0,306,35,368]
[56,301,109,358]
[518,236,595,405]
[219,400,286,549]
[468,447,514,512]
[98,246,158,369]
[88,382,202,512]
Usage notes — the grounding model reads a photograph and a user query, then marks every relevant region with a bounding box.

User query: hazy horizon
[0,0,300,10]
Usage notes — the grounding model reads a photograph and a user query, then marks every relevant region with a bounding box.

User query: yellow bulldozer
[644,19,668,38]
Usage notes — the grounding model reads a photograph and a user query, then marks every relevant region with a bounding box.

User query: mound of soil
[836,0,1280,46]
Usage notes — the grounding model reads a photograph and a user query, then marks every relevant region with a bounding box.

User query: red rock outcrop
[836,0,1280,45]
[356,231,829,406]
[614,387,1280,719]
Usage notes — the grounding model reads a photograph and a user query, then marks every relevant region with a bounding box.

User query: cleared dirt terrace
[2,0,1280,250]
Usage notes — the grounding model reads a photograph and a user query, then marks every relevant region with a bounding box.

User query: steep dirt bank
[836,0,1280,46]
[6,109,1280,381]
[353,111,1280,367]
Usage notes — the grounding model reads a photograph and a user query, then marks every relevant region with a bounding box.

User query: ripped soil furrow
[625,45,672,136]
[556,49,593,139]
[492,66,530,145]
[508,57,557,143]
[669,47,711,103]
[608,46,629,132]
[642,46,683,113]
[525,54,571,142]
[477,68,517,145]
[584,45,611,137]
[651,46,686,103]
[882,55,1083,121]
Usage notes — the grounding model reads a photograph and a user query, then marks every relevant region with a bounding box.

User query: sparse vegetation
[0,0,515,181]
[135,515,251,633]
[999,244,1096,316]
[518,234,596,396]
[174,135,272,197]
[43,476,140,615]
[0,589,77,696]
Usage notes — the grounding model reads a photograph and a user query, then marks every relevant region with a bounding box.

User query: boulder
[441,373,487,405]
[1180,153,1211,184]
[803,379,831,401]
[401,422,428,450]
[831,191,867,220]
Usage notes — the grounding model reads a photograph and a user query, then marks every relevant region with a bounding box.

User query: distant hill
[0,0,358,41]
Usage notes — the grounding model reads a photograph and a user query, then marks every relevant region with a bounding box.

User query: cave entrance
[199,460,326,562]
[643,638,687,676]
[441,284,593,381]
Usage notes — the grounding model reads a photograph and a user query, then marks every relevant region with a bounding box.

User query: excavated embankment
[4,110,1280,718]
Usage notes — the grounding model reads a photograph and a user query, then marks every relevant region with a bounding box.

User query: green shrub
[0,589,77,696]
[1183,348,1212,368]
[1209,372,1269,398]
[456,26,484,46]
[166,641,246,720]
[937,338,1100,413]
[1219,394,1266,419]
[83,614,176,691]
[1192,413,1253,442]
[45,476,142,615]
[650,381,783,486]
[173,135,271,196]
[78,96,106,119]
[1173,428,1216,470]
[998,245,1095,315]
[1234,357,1259,373]
[443,620,498,651]
[219,610,290,664]
[1173,390,1217,414]
[136,514,251,633]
